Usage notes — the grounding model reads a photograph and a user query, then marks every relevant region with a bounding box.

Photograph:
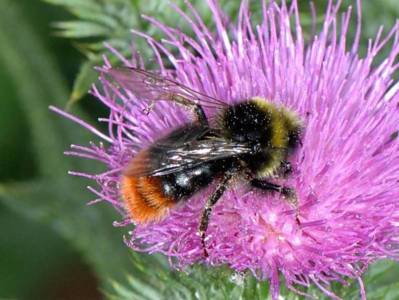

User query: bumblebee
[108,68,303,257]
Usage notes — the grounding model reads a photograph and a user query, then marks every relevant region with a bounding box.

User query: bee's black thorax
[220,98,302,177]
[221,100,274,148]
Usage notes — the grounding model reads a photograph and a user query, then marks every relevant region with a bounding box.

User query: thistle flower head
[52,0,399,298]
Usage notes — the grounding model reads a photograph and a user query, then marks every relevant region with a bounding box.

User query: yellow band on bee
[251,97,288,149]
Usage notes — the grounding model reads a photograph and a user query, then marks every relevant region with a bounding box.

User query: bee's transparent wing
[151,139,251,176]
[124,137,251,177]
[105,67,226,109]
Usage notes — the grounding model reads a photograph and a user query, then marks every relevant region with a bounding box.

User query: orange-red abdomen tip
[121,174,175,224]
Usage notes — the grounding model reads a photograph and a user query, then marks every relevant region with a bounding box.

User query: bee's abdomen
[160,163,217,201]
[121,162,223,223]
[121,142,235,223]
[121,175,176,224]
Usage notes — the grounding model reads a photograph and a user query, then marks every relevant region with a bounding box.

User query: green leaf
[364,260,399,298]
[54,21,112,38]
[67,60,98,108]
[367,282,399,300]
[107,252,270,300]
[0,0,86,177]
[0,202,78,299]
[0,179,131,286]
[0,0,132,289]
[108,253,399,300]
[0,64,37,181]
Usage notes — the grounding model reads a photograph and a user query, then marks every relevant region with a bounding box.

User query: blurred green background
[0,1,130,299]
[1,0,399,299]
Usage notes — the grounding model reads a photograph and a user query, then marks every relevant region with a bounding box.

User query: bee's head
[221,98,302,152]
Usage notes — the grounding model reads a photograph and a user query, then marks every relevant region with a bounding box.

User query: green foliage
[0,202,78,299]
[0,0,131,291]
[106,253,271,300]
[43,0,138,104]
[41,0,268,106]
[107,254,399,300]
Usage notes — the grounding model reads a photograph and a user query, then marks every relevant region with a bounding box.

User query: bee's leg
[250,179,300,224]
[171,95,208,126]
[193,105,209,127]
[198,172,233,257]
[250,179,294,198]
[280,161,292,177]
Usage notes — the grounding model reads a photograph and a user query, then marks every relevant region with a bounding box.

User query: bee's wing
[105,67,226,109]
[124,138,252,177]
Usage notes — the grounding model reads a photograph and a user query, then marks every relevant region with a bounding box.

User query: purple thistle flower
[51,0,399,299]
